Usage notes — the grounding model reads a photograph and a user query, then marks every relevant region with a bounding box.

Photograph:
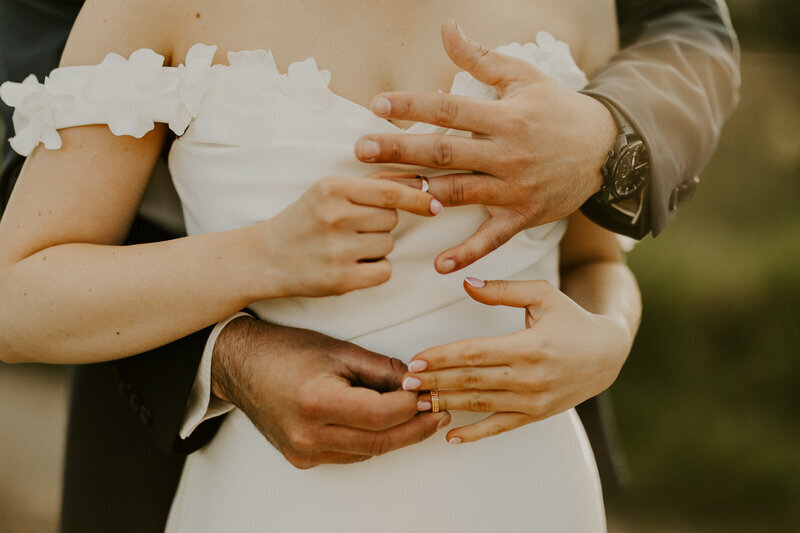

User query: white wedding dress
[2,34,606,532]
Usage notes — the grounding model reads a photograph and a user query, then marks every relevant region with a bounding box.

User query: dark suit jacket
[0,1,740,531]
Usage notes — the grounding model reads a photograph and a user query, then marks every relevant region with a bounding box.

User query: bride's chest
[174,0,617,111]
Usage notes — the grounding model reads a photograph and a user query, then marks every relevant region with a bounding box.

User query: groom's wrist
[211,315,263,405]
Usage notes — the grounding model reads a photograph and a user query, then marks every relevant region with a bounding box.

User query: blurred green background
[606,2,800,531]
[1,2,798,532]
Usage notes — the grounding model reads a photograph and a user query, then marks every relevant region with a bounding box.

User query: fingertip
[408,359,428,373]
[370,95,391,116]
[441,19,459,38]
[429,198,443,216]
[464,277,486,289]
[436,257,456,274]
[445,428,463,443]
[354,136,380,161]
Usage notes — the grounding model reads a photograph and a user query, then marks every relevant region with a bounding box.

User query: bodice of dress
[1,35,588,340]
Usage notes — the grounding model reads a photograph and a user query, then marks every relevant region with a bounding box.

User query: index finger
[318,411,450,455]
[410,333,524,371]
[370,92,500,134]
[347,178,442,217]
[320,385,419,431]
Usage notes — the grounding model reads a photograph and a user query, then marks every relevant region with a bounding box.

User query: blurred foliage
[728,0,800,53]
[607,13,800,530]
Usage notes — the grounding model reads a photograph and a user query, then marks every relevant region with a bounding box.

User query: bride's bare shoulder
[60,0,186,67]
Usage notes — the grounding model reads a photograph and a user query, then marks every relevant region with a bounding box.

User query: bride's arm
[0,3,438,365]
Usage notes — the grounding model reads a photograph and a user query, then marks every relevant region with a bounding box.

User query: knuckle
[363,406,389,429]
[432,137,454,166]
[447,177,466,205]
[458,369,482,388]
[327,268,351,294]
[435,98,459,127]
[396,96,413,117]
[463,347,484,367]
[495,279,511,296]
[319,207,343,227]
[504,113,528,133]
[468,392,490,411]
[287,429,316,452]
[316,176,340,197]
[368,433,392,456]
[380,187,400,205]
[298,393,322,417]
[487,422,506,436]
[390,141,403,162]
[531,396,553,418]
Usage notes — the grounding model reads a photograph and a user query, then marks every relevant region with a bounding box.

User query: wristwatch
[596,105,650,205]
[580,98,651,239]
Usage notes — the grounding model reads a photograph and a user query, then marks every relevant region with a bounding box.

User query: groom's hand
[210,316,450,469]
[354,20,617,274]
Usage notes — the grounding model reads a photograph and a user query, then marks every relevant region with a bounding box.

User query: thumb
[441,19,540,94]
[341,346,408,392]
[462,278,557,309]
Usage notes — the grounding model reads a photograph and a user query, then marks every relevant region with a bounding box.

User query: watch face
[613,140,648,198]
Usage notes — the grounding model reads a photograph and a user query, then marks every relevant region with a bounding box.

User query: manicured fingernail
[417,400,432,411]
[402,377,422,390]
[371,96,391,116]
[464,277,485,288]
[408,360,428,372]
[429,199,443,216]
[357,140,380,160]
[449,437,463,445]
[438,413,452,428]
[439,259,456,273]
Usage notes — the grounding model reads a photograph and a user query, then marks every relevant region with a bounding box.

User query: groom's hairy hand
[210,316,450,469]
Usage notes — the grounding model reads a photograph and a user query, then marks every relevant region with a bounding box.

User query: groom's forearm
[582,0,740,238]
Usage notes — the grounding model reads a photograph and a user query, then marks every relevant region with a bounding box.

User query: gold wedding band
[416,175,430,193]
[430,388,440,413]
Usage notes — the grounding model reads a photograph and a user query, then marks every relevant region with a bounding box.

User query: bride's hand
[401,278,633,444]
[253,174,441,298]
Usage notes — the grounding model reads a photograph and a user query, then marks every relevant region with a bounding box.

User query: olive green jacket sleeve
[582,0,741,238]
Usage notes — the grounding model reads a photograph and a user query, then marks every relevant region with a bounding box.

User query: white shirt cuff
[179,312,251,440]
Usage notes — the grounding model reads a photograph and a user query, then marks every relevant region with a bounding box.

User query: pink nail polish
[449,437,462,445]
[430,199,443,215]
[464,277,485,288]
[371,96,391,116]
[417,400,432,411]
[408,360,428,372]
[440,259,456,273]
[402,377,422,391]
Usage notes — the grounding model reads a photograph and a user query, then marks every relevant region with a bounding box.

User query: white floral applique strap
[0,32,585,157]
[0,43,218,156]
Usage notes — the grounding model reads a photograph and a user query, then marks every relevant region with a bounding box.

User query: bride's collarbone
[170,0,617,106]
